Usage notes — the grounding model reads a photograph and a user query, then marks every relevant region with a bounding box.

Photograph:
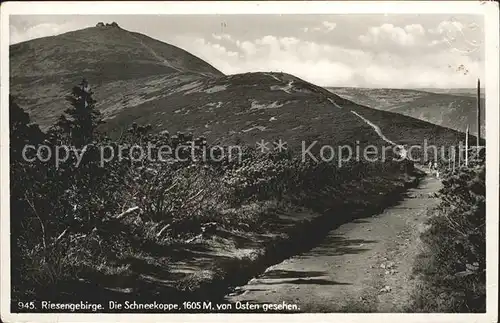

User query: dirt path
[327,98,343,109]
[225,173,441,312]
[127,33,183,73]
[350,110,397,146]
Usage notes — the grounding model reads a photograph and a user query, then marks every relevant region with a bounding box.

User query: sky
[10,14,485,88]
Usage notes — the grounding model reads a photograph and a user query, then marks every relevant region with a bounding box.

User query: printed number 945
[18,301,36,310]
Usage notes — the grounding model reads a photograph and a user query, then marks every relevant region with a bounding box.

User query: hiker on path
[433,161,439,178]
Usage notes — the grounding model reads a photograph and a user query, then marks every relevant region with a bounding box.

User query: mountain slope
[10,23,223,129]
[327,87,485,137]
[388,93,484,137]
[10,25,472,158]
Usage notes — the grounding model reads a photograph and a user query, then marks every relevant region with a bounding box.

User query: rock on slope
[10,25,470,153]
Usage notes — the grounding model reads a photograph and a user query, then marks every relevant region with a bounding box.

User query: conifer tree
[44,79,107,232]
[57,78,103,148]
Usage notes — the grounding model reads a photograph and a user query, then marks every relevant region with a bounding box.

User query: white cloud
[302,21,337,33]
[429,39,445,47]
[427,20,483,55]
[279,36,300,48]
[175,32,483,88]
[359,23,426,47]
[322,21,337,31]
[10,22,79,44]
[188,38,240,69]
[237,40,258,56]
[430,20,464,35]
[211,33,233,41]
[404,24,425,36]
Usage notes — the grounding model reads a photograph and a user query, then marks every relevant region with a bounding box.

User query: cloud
[188,38,239,72]
[404,24,425,36]
[211,33,233,41]
[427,20,483,55]
[237,40,258,56]
[322,21,337,31]
[302,21,337,33]
[10,22,80,44]
[175,32,483,88]
[429,39,446,47]
[359,23,426,47]
[429,20,464,35]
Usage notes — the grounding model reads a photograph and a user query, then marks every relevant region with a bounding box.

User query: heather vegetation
[409,155,486,312]
[10,79,416,302]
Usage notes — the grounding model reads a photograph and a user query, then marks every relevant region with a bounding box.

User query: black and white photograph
[1,1,498,322]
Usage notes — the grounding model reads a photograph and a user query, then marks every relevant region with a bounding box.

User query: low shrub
[10,80,414,302]
[409,164,486,312]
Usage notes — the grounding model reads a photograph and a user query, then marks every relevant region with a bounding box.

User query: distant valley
[326,87,485,137]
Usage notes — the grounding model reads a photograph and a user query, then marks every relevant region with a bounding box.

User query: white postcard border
[1,2,498,323]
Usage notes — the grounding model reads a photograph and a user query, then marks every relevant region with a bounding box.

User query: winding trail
[265,73,282,82]
[271,80,294,94]
[127,32,183,73]
[350,109,408,158]
[327,98,343,109]
[350,110,397,146]
[225,172,441,312]
[130,34,206,76]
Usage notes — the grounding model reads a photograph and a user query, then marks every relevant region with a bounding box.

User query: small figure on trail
[432,161,439,178]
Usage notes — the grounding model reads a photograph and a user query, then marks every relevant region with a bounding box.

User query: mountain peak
[95,21,120,28]
[10,25,223,81]
[10,25,225,128]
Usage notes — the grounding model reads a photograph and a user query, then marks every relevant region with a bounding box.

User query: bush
[11,79,414,302]
[410,164,486,312]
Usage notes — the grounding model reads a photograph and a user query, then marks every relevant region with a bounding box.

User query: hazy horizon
[325,85,482,90]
